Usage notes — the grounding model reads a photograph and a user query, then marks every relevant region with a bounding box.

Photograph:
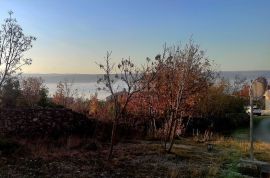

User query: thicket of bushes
[0,77,58,108]
[0,77,83,110]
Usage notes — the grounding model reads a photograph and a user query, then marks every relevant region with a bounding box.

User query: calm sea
[22,74,125,100]
[22,71,270,100]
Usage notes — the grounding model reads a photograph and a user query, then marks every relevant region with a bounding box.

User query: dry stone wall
[0,108,95,138]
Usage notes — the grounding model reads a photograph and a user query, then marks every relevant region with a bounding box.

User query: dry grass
[168,136,270,178]
[0,136,269,177]
[214,136,270,162]
[169,138,227,177]
[14,136,99,160]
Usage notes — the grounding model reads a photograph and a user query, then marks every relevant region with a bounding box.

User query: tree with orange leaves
[149,40,215,152]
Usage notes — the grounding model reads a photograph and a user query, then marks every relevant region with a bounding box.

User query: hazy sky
[0,0,269,74]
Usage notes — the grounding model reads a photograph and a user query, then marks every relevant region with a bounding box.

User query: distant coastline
[22,70,270,83]
[20,70,270,99]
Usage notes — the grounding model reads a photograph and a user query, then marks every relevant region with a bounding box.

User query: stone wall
[0,108,96,138]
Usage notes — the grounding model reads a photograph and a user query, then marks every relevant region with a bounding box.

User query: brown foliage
[52,80,77,107]
[21,77,46,107]
[52,80,90,114]
[124,40,215,152]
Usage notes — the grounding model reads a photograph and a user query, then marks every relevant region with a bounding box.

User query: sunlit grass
[169,136,270,177]
[214,137,270,162]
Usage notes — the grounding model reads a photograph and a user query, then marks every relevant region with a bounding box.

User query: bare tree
[232,75,248,95]
[97,52,156,159]
[0,11,36,88]
[52,80,78,107]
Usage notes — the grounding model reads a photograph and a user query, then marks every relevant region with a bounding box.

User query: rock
[0,108,93,138]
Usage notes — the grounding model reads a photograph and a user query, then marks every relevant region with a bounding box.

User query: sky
[0,0,269,74]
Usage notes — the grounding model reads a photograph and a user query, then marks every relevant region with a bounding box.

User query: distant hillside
[22,74,104,83]
[22,71,270,83]
[220,71,270,81]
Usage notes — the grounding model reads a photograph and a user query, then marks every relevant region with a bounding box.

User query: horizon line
[23,70,270,75]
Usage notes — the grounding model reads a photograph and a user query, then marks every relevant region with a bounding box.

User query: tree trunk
[167,113,183,153]
[108,100,119,160]
[152,117,157,137]
[108,120,117,160]
[167,119,178,152]
[164,112,174,150]
[108,124,116,158]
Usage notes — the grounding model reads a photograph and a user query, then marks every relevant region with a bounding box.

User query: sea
[22,71,270,100]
